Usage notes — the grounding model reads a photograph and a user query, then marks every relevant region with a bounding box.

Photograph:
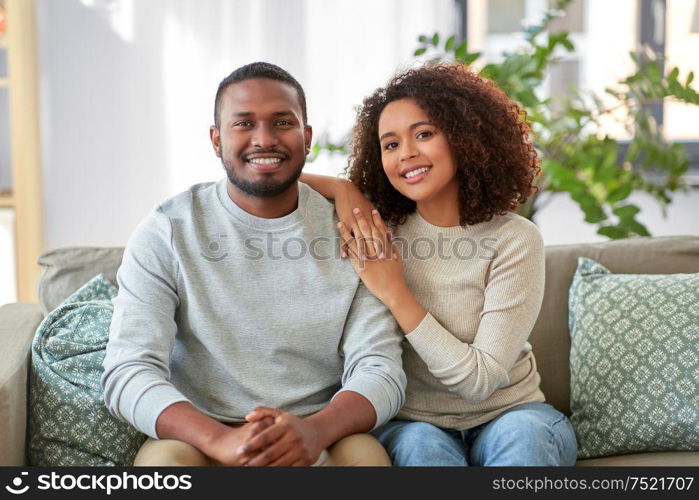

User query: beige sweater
[393,211,546,430]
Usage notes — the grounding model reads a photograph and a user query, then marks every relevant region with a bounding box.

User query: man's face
[211,78,312,198]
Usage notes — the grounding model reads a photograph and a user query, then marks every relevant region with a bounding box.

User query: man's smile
[243,153,288,172]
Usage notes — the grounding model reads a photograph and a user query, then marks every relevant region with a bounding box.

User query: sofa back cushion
[530,235,699,416]
[37,236,699,416]
[38,247,124,315]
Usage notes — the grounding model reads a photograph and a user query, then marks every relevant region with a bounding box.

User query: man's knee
[134,438,213,466]
[326,433,391,466]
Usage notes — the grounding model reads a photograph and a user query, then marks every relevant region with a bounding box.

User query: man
[101,62,405,466]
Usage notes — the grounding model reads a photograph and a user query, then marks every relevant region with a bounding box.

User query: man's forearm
[304,390,376,449]
[155,401,230,454]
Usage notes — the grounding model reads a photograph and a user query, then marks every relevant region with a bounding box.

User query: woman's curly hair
[346,63,540,227]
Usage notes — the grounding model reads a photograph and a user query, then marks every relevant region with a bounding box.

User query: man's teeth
[404,167,430,179]
[248,158,282,165]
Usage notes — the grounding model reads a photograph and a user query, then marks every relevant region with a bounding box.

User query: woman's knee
[474,404,577,466]
[382,422,467,466]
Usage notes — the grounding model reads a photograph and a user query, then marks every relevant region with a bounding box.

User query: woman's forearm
[299,173,345,200]
[383,284,428,334]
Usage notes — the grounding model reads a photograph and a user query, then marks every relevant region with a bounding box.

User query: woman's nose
[399,144,418,162]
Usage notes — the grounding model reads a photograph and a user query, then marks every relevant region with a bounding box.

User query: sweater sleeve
[337,283,406,428]
[101,208,190,439]
[405,221,545,404]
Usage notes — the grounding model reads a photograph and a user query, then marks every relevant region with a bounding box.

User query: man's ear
[210,125,222,157]
[304,125,313,155]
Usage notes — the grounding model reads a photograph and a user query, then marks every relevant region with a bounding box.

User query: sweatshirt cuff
[131,383,191,439]
[406,313,470,370]
[337,377,398,429]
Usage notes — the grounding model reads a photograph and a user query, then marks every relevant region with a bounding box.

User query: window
[0,0,42,304]
[664,0,699,140]
[0,0,15,305]
[462,0,698,171]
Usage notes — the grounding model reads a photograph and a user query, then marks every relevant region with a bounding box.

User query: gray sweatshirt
[102,180,405,439]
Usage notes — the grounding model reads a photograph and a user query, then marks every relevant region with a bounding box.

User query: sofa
[1,236,698,466]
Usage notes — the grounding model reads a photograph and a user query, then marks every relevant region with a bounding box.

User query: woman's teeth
[404,167,430,178]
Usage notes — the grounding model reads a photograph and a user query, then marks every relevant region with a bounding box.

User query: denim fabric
[373,402,578,466]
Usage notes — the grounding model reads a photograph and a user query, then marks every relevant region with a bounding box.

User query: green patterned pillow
[568,257,699,459]
[29,274,147,466]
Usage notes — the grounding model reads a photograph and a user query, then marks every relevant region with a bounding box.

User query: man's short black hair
[214,62,308,128]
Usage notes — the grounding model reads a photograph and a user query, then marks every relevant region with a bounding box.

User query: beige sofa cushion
[35,238,699,421]
[37,247,124,315]
[531,235,699,416]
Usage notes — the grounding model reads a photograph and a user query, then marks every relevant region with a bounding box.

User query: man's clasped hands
[206,407,324,467]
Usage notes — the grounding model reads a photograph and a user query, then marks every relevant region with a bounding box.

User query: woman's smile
[400,165,432,183]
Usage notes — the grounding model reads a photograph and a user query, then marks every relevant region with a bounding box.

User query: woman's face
[377,98,459,205]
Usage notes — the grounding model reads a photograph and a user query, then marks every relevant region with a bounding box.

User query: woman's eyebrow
[379,121,433,141]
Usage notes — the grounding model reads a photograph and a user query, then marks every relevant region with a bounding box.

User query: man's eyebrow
[379,121,433,141]
[231,111,296,118]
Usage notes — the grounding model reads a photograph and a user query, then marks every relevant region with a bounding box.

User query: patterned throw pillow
[568,257,699,459]
[29,275,146,466]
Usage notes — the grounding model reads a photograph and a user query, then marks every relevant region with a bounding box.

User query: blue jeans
[372,402,577,466]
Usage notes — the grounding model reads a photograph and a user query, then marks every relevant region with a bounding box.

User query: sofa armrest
[0,303,44,466]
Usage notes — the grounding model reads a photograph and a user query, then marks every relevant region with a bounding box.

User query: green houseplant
[311,0,699,239]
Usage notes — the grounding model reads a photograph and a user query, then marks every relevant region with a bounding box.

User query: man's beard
[222,157,304,198]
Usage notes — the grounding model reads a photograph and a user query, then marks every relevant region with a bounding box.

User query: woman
[301,63,577,466]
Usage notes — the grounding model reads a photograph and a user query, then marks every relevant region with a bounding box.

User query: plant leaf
[607,183,633,203]
[612,205,640,220]
[463,53,480,65]
[598,225,629,239]
[455,40,467,62]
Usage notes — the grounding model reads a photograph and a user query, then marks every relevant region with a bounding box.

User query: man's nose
[251,124,279,149]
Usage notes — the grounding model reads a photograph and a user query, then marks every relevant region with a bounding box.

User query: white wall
[535,189,699,246]
[36,0,457,250]
[34,0,699,251]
